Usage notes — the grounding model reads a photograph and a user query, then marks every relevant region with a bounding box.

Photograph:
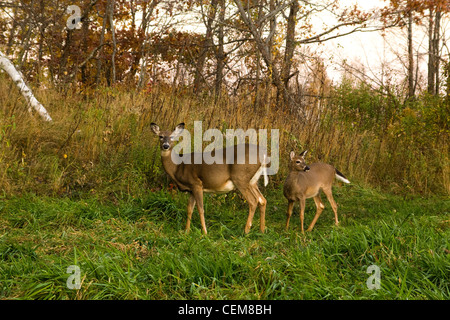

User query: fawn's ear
[171,122,185,138]
[290,151,295,160]
[299,150,308,158]
[150,123,160,135]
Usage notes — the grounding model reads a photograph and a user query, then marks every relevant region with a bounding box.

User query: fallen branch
[0,50,52,121]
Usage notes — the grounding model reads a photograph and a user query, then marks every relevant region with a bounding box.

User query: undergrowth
[0,73,448,197]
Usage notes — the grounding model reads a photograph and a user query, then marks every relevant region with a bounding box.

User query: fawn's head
[150,123,185,151]
[289,150,310,172]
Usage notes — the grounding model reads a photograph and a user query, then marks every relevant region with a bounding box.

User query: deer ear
[299,150,308,158]
[150,123,160,135]
[290,151,295,160]
[171,123,185,138]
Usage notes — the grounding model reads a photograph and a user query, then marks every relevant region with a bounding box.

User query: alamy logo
[170,121,279,175]
[366,265,381,290]
[66,5,82,30]
[66,265,81,289]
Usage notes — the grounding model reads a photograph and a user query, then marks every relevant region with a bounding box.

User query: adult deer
[283,150,350,233]
[150,123,268,235]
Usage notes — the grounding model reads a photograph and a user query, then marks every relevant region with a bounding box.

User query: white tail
[335,173,350,184]
[151,122,268,235]
[263,154,269,187]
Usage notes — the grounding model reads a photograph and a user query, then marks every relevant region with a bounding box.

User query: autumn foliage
[0,0,449,196]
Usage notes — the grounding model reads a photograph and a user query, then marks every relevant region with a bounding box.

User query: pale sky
[310,0,394,83]
[168,0,447,89]
[321,0,449,88]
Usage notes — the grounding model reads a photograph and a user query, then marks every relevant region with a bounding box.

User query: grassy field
[1,183,448,300]
[0,77,448,300]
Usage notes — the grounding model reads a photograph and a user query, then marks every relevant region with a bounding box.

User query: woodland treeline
[1,0,449,109]
[0,1,449,196]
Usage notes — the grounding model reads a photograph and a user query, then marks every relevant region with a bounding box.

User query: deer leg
[192,187,207,235]
[185,193,196,233]
[251,185,267,233]
[306,195,325,232]
[323,187,339,226]
[286,200,294,230]
[237,186,258,234]
[299,197,306,234]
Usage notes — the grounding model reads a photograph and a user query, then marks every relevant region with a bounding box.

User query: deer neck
[160,150,192,191]
[160,150,178,179]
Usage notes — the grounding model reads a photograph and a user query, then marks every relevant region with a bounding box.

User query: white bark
[0,51,52,121]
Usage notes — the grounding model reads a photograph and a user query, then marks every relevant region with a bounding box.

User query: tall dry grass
[0,73,448,198]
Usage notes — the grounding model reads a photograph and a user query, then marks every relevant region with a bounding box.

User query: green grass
[0,184,449,300]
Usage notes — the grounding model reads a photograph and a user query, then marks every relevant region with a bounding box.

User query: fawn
[283,150,350,233]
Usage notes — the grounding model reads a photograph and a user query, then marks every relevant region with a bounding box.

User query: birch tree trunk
[0,51,52,121]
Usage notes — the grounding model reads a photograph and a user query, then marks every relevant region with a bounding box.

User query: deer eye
[159,136,164,139]
[296,160,301,164]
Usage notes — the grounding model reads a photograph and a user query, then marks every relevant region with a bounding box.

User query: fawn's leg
[286,200,294,230]
[306,195,325,232]
[323,187,339,226]
[299,197,306,234]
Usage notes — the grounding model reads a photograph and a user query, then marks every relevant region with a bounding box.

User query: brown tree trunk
[215,0,225,99]
[407,9,414,99]
[282,0,299,88]
[433,10,441,95]
[427,7,441,96]
[427,8,435,94]
[96,6,108,86]
[234,0,292,113]
[194,0,218,93]
[108,0,117,85]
